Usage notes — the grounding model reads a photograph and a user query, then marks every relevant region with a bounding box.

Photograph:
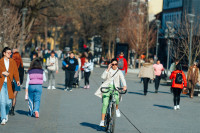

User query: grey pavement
[1,66,200,133]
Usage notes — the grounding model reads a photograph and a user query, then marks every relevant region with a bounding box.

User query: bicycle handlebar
[100,87,127,94]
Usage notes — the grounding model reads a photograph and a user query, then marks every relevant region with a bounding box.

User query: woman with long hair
[26,58,46,118]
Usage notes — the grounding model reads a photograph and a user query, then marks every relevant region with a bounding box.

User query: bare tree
[119,4,156,68]
[0,3,21,51]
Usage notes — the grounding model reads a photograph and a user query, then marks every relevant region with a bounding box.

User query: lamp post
[187,14,195,67]
[165,21,174,76]
[155,20,161,59]
[146,0,150,58]
[19,8,28,55]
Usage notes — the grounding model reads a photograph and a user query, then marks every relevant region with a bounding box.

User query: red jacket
[169,70,187,89]
[117,56,128,73]
[80,57,86,71]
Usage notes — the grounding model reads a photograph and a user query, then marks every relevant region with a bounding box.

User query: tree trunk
[108,38,111,61]
[44,16,48,49]
[133,53,137,69]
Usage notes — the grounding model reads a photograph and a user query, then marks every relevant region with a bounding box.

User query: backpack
[175,72,183,84]
[118,58,124,69]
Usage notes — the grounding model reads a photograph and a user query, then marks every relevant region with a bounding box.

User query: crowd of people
[0,46,99,125]
[138,58,200,110]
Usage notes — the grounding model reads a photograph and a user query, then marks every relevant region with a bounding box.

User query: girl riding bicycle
[95,58,127,127]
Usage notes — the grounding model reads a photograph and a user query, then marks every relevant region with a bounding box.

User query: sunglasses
[6,52,12,55]
[112,63,118,66]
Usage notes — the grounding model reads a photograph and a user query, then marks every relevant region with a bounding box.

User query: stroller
[73,69,80,88]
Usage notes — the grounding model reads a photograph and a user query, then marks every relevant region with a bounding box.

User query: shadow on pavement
[57,83,65,86]
[80,122,105,131]
[153,104,173,110]
[128,91,144,95]
[148,91,171,94]
[16,110,29,116]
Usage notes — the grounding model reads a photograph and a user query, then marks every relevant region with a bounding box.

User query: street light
[155,19,161,59]
[187,14,195,67]
[19,7,28,55]
[165,21,175,76]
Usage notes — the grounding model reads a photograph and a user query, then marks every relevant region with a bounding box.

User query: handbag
[182,87,188,94]
[8,76,15,92]
[161,71,167,80]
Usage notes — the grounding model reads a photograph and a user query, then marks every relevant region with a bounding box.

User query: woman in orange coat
[169,64,187,110]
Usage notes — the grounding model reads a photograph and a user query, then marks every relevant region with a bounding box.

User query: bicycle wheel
[104,112,110,131]
[110,103,116,133]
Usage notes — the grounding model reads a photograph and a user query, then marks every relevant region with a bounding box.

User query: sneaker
[99,120,105,127]
[68,88,72,92]
[87,85,90,89]
[84,86,87,89]
[174,106,177,110]
[64,87,68,91]
[1,119,6,125]
[52,86,56,90]
[35,111,39,118]
[116,109,121,117]
[47,86,51,90]
[177,105,180,110]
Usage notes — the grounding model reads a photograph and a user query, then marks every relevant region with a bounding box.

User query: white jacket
[46,56,59,71]
[94,68,127,98]
[82,62,93,72]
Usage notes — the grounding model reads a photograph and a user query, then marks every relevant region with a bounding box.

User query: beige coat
[138,63,155,79]
[95,69,127,98]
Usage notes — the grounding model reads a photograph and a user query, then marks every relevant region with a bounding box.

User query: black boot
[9,106,15,116]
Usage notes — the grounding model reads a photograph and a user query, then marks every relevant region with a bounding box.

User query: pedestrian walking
[169,64,187,110]
[26,58,46,118]
[117,52,128,75]
[46,51,59,90]
[170,59,179,73]
[95,58,127,127]
[153,59,164,93]
[80,52,87,79]
[138,59,155,95]
[82,58,93,89]
[62,52,79,92]
[9,48,24,116]
[187,62,200,98]
[0,47,20,125]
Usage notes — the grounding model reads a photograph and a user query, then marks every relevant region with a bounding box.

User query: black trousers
[65,70,75,88]
[173,88,182,106]
[143,78,150,94]
[84,71,91,85]
[155,76,161,91]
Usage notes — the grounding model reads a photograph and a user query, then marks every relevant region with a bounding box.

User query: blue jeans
[0,83,11,120]
[28,85,42,116]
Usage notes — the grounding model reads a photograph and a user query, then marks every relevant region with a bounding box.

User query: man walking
[62,52,79,91]
[46,51,59,90]
[0,47,20,125]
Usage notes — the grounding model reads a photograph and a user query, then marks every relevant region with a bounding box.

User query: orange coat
[0,58,20,99]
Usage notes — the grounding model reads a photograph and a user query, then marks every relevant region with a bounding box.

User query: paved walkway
[1,67,200,133]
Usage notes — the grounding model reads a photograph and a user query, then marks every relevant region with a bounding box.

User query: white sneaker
[64,87,68,91]
[52,86,56,90]
[1,119,6,125]
[177,105,180,110]
[116,109,121,117]
[47,86,51,90]
[99,120,105,127]
[174,106,177,110]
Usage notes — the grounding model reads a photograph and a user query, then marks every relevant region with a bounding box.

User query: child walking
[82,58,92,89]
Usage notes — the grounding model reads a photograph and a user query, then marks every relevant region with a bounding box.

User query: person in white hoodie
[46,51,59,89]
[82,58,92,89]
